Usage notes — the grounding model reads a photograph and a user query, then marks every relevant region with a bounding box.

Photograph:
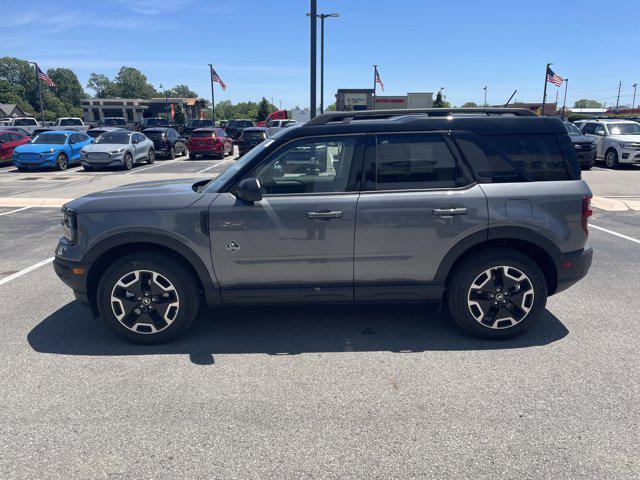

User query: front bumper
[81,153,124,168]
[13,153,57,168]
[53,256,91,305]
[620,149,640,164]
[554,247,593,294]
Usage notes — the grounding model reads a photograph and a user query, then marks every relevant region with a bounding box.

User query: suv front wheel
[446,249,547,339]
[97,253,200,344]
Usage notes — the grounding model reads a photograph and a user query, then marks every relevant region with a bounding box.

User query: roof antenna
[504,90,517,107]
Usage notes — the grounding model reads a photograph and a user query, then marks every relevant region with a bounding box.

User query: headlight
[109,148,124,154]
[49,148,55,154]
[60,206,77,244]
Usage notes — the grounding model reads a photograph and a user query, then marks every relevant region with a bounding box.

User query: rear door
[354,132,488,301]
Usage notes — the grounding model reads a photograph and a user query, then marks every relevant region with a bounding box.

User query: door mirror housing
[236,178,262,203]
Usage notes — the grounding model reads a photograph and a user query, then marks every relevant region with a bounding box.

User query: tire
[83,165,93,171]
[122,153,133,170]
[183,147,189,158]
[217,148,225,160]
[147,149,155,164]
[97,253,200,344]
[188,154,197,160]
[446,248,547,340]
[55,153,68,171]
[582,162,593,171]
[605,149,619,169]
[169,146,176,159]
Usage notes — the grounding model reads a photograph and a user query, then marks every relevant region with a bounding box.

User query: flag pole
[372,65,377,111]
[208,64,215,125]
[562,78,569,119]
[541,62,551,117]
[32,62,45,126]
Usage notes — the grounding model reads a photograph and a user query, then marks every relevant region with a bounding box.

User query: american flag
[36,64,55,88]
[210,67,226,91]
[374,66,384,91]
[546,66,564,87]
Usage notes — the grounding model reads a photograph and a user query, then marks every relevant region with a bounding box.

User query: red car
[187,128,233,159]
[0,130,30,162]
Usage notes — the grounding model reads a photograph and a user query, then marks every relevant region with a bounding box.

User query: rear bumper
[554,247,593,294]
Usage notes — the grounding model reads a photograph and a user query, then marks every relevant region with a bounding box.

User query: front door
[354,132,488,301]
[209,134,364,304]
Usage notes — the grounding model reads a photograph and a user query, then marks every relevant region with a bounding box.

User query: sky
[3,0,640,109]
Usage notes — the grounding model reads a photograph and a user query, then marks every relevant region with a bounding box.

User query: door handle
[432,207,468,217]
[307,210,343,219]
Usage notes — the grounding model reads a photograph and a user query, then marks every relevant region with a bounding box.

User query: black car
[565,121,596,170]
[237,127,269,156]
[141,127,187,158]
[181,119,215,137]
[139,117,170,131]
[225,119,255,140]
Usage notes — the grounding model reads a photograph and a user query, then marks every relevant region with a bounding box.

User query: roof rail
[305,107,537,126]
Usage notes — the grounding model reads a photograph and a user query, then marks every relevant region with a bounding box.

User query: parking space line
[127,159,180,174]
[0,206,31,217]
[0,257,54,286]
[196,159,233,174]
[590,223,640,246]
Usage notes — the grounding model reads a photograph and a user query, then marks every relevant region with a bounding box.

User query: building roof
[0,103,27,118]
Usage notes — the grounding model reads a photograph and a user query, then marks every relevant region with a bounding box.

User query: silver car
[80,131,155,171]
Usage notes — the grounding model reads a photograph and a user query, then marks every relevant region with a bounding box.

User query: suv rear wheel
[446,248,547,339]
[97,253,200,344]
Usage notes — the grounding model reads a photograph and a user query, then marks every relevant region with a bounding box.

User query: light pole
[309,0,317,118]
[307,12,339,114]
[615,80,622,109]
[483,86,487,106]
[562,78,569,119]
[633,83,637,112]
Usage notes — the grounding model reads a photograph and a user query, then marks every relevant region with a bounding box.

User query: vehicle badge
[226,241,241,252]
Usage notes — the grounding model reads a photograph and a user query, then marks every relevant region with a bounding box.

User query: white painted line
[0,257,54,286]
[590,223,640,246]
[0,206,32,216]
[126,158,180,174]
[196,159,233,175]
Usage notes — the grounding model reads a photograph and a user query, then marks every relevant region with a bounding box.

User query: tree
[256,97,271,122]
[462,101,478,108]
[326,103,337,111]
[47,68,86,110]
[113,67,157,99]
[0,57,37,110]
[87,73,116,98]
[168,84,198,98]
[173,104,186,125]
[573,99,604,108]
[433,91,452,108]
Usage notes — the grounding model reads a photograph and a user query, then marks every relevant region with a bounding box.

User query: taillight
[582,195,593,236]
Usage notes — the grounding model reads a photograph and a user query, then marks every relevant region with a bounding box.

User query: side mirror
[236,178,262,203]
[597,131,606,136]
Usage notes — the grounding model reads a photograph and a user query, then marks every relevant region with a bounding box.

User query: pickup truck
[4,117,40,135]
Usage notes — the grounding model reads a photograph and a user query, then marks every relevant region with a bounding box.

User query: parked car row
[574,119,640,169]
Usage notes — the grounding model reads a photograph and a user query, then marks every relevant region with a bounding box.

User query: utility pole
[633,83,637,111]
[310,0,317,118]
[541,63,551,116]
[373,65,378,109]
[483,86,487,106]
[554,89,559,111]
[615,81,622,109]
[562,79,569,119]
[31,62,45,126]
[207,64,215,124]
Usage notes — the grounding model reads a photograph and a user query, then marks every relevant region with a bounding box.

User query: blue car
[13,130,93,171]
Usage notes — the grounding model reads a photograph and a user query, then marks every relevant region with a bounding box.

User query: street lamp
[307,11,339,114]
[483,86,487,106]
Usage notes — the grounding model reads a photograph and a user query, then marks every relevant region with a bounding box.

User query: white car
[575,119,640,168]
[266,119,297,137]
[80,130,155,171]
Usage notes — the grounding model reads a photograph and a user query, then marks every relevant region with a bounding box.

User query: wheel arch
[435,227,561,295]
[83,233,221,316]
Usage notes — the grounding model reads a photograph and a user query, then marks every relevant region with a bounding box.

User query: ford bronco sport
[54,108,593,343]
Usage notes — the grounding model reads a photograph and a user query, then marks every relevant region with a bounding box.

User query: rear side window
[455,132,570,182]
[368,133,464,190]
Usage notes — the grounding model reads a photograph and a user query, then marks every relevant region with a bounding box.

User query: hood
[83,143,129,153]
[65,178,206,213]
[569,134,594,143]
[14,143,65,154]
[608,134,640,143]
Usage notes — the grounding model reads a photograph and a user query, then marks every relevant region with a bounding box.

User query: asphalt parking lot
[0,158,638,479]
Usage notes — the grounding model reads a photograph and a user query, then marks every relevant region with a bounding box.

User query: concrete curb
[0,198,72,208]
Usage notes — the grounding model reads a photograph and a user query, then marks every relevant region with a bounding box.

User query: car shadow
[27,302,569,364]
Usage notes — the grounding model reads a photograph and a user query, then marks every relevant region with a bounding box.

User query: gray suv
[54,108,593,344]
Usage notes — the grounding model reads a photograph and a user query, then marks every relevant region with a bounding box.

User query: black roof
[141,127,173,132]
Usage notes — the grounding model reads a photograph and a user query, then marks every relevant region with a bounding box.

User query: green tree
[256,97,271,122]
[326,103,337,111]
[47,68,86,110]
[113,67,157,99]
[173,104,186,124]
[462,101,478,107]
[0,57,37,110]
[433,91,445,108]
[168,84,198,98]
[87,73,116,98]
[573,99,604,108]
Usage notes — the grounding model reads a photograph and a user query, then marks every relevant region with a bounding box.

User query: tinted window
[246,136,358,195]
[0,133,8,142]
[565,123,582,135]
[14,118,37,126]
[87,129,105,138]
[105,118,127,126]
[96,131,131,144]
[236,120,253,128]
[581,123,596,135]
[191,131,213,138]
[33,133,67,144]
[59,118,83,126]
[370,133,463,190]
[133,133,145,143]
[186,120,213,128]
[458,133,569,182]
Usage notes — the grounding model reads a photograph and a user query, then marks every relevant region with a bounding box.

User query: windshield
[144,118,166,126]
[14,118,37,126]
[191,131,214,138]
[186,120,213,128]
[607,123,640,135]
[565,123,582,136]
[59,118,82,126]
[105,118,127,126]
[203,139,275,193]
[33,133,67,144]
[96,131,130,144]
[241,130,267,139]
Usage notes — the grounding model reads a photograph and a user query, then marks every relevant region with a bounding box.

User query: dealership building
[82,97,207,123]
[335,89,433,111]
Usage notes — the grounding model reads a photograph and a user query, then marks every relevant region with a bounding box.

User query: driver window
[594,124,606,135]
[246,136,358,195]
